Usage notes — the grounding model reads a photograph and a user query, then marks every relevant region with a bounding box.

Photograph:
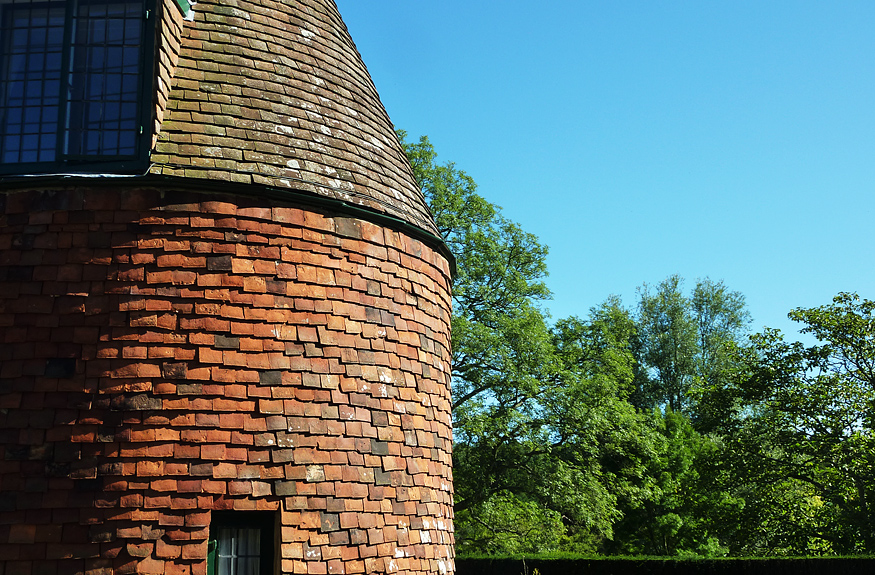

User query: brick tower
[0,1,454,574]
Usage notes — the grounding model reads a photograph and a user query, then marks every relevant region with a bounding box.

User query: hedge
[455,557,875,575]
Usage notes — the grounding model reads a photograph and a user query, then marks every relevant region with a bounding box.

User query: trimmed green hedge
[455,557,875,575]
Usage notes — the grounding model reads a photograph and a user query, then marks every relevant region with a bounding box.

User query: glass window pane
[0,0,145,165]
[23,106,40,124]
[45,51,61,73]
[8,55,26,77]
[0,2,64,164]
[66,0,144,158]
[123,46,138,68]
[29,27,46,47]
[25,79,42,98]
[238,558,261,575]
[11,28,26,47]
[240,529,260,556]
[90,47,106,71]
[39,134,56,161]
[217,528,233,556]
[215,525,265,575]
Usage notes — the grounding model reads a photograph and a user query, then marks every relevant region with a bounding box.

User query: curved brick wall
[0,186,454,574]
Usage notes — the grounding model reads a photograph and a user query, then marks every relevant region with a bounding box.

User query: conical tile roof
[151,0,438,237]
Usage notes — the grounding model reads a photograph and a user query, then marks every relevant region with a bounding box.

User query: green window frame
[0,0,155,175]
[208,512,276,575]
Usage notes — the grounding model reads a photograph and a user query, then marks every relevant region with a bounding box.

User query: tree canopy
[399,130,874,557]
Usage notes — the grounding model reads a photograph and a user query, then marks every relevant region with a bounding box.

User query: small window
[208,512,276,575]
[0,0,151,173]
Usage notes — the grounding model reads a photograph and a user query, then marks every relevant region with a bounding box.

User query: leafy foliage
[635,275,751,426]
[455,490,567,555]
[719,293,875,553]
[399,130,873,557]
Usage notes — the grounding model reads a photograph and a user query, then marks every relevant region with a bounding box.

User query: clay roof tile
[153,0,438,237]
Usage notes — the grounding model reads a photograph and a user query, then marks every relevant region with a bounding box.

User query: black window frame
[0,0,155,176]
[208,511,276,575]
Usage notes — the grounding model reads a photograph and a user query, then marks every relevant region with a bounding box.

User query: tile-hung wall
[0,1,455,574]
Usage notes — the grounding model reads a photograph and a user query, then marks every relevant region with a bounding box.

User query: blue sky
[335,0,875,340]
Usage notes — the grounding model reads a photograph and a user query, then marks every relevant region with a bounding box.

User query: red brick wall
[0,186,454,575]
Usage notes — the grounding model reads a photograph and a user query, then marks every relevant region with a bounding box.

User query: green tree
[400,132,571,552]
[399,131,552,424]
[636,276,750,423]
[454,490,567,555]
[607,409,733,557]
[636,275,699,413]
[449,298,658,555]
[692,278,750,385]
[546,300,661,550]
[690,278,752,432]
[719,293,875,553]
[400,132,772,557]
[399,130,665,551]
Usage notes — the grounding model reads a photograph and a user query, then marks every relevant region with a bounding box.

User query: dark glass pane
[66,0,144,158]
[25,80,42,98]
[88,74,104,96]
[120,103,136,121]
[45,52,62,72]
[87,101,103,123]
[107,20,123,43]
[216,527,263,575]
[39,133,56,161]
[90,47,106,71]
[103,130,118,151]
[4,113,21,130]
[123,46,138,68]
[12,29,26,47]
[124,18,138,41]
[89,20,106,44]
[43,80,60,102]
[22,133,38,151]
[121,74,137,97]
[24,107,40,124]
[27,51,43,71]
[42,106,58,125]
[118,131,135,154]
[3,135,19,152]
[104,73,121,97]
[8,80,23,99]
[9,54,26,75]
[85,130,100,154]
[0,2,64,164]
[0,0,145,165]
[29,26,46,47]
[89,3,108,19]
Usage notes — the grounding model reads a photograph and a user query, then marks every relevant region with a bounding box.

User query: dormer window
[0,0,151,173]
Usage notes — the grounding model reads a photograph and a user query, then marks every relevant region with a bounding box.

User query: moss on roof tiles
[152,0,437,237]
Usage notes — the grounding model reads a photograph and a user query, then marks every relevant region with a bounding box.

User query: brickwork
[0,187,454,574]
[0,0,454,572]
